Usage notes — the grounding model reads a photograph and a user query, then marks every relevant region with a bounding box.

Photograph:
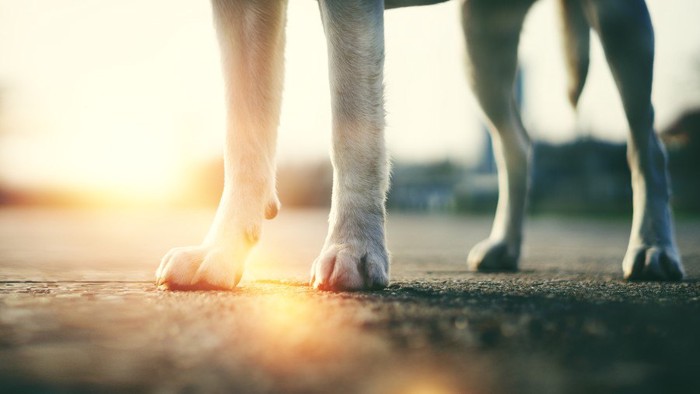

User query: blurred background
[0,0,699,213]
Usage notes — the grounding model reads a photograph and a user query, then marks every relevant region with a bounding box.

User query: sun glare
[1,0,698,208]
[67,91,184,204]
[248,294,356,371]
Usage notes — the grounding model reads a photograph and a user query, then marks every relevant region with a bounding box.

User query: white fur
[310,0,390,290]
[157,0,287,290]
[156,0,684,291]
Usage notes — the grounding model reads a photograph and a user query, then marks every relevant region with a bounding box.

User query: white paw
[156,245,244,290]
[310,243,389,291]
[467,238,519,272]
[623,245,684,281]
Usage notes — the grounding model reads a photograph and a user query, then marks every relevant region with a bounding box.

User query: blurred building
[387,160,463,211]
[529,139,631,214]
[661,108,700,212]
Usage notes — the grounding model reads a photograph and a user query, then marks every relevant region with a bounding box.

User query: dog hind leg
[462,0,535,272]
[156,0,288,290]
[310,0,390,291]
[582,0,684,280]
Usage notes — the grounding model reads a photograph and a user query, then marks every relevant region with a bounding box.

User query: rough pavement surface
[1,208,699,393]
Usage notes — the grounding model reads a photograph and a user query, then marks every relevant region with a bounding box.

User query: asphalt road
[1,207,699,393]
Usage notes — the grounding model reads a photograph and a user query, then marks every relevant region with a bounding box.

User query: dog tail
[559,0,590,108]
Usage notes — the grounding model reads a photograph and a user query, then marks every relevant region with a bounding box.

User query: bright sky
[0,0,698,200]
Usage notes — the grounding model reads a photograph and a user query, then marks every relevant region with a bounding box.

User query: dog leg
[156,0,287,290]
[310,0,390,291]
[462,0,534,272]
[583,0,684,280]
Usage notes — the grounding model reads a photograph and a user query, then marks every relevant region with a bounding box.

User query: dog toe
[311,244,388,291]
[467,239,519,272]
[624,246,684,281]
[156,246,242,291]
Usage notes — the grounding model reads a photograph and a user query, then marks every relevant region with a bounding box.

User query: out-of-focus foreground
[1,208,700,393]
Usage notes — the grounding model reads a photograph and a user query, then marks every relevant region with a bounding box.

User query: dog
[155,0,685,291]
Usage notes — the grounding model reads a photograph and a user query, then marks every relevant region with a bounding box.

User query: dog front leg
[156,0,287,290]
[310,0,390,291]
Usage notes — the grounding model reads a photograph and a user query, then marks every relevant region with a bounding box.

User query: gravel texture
[1,208,699,393]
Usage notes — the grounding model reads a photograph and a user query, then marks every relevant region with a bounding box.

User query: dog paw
[310,243,389,291]
[467,239,519,272]
[623,245,684,281]
[156,246,244,290]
